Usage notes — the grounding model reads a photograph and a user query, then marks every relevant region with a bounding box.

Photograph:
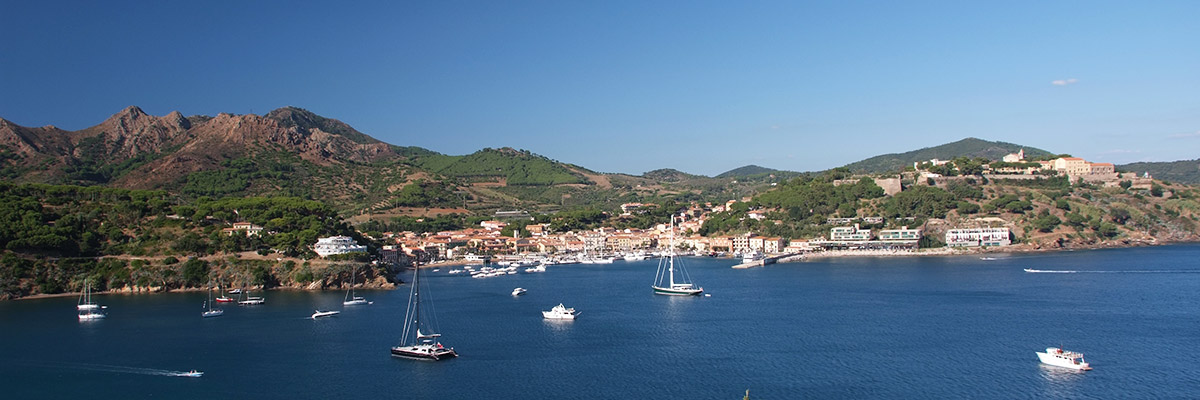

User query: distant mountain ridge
[842,138,1054,174]
[1118,159,1200,184]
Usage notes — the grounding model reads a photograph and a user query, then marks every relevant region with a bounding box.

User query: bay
[2,245,1199,398]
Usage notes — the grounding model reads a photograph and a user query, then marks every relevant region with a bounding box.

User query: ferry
[1036,347,1092,370]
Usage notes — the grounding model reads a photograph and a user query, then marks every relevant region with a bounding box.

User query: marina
[2,245,1199,398]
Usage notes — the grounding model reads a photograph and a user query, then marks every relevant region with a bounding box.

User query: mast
[668,215,676,287]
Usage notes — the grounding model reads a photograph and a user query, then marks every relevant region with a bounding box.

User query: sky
[2,0,1198,176]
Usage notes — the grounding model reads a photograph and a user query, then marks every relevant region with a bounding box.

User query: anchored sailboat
[653,215,704,296]
[391,265,457,361]
[202,285,224,318]
[77,278,107,320]
[343,265,370,306]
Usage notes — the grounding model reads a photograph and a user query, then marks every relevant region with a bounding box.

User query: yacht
[542,303,579,320]
[652,216,704,296]
[391,266,458,361]
[238,288,265,305]
[77,278,107,320]
[343,265,370,306]
[512,287,527,296]
[311,310,341,319]
[202,287,224,318]
[1036,347,1092,370]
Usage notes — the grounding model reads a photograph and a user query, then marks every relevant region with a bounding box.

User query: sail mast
[668,215,676,287]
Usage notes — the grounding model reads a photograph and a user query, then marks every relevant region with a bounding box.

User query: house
[878,226,921,241]
[830,224,871,241]
[313,236,367,257]
[945,228,1011,247]
[222,222,264,237]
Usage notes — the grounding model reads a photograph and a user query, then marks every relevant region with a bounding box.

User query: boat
[343,266,370,306]
[176,370,204,378]
[202,286,224,318]
[652,215,704,296]
[238,287,265,305]
[512,287,527,296]
[227,288,242,295]
[542,303,578,320]
[741,251,765,265]
[77,278,107,320]
[311,310,341,319]
[1037,347,1092,370]
[391,265,457,361]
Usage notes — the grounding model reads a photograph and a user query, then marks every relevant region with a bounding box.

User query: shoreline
[8,240,1180,301]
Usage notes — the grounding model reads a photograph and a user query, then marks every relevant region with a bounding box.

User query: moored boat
[652,215,704,296]
[512,287,527,296]
[1036,347,1092,370]
[542,303,578,320]
[311,310,341,319]
[77,278,107,320]
[391,265,457,361]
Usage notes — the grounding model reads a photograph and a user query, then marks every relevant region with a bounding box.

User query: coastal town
[294,151,1164,268]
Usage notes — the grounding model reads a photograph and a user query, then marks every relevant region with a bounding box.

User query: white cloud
[1051,78,1079,86]
[1168,130,1200,139]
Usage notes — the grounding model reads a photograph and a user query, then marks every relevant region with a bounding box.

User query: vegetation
[842,138,1052,174]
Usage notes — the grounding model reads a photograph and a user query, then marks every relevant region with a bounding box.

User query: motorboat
[542,303,579,320]
[176,370,204,378]
[311,310,341,319]
[1036,347,1092,370]
[512,287,527,296]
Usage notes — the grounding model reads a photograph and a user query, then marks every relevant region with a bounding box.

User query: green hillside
[411,148,588,186]
[1117,159,1200,184]
[842,138,1054,174]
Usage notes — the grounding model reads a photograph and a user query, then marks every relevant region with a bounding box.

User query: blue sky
[2,1,1197,176]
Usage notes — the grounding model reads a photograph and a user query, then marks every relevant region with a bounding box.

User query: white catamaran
[391,266,457,361]
[343,265,370,306]
[653,215,704,296]
[77,278,107,320]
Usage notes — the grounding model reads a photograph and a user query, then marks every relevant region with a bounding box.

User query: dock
[731,254,795,269]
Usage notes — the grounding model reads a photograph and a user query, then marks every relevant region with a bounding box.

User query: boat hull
[652,286,704,296]
[391,345,458,361]
[202,310,224,318]
[343,298,369,306]
[1037,352,1091,370]
[542,312,577,320]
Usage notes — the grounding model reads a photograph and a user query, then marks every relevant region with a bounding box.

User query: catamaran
[202,286,224,318]
[652,215,704,296]
[391,265,457,361]
[343,266,370,306]
[77,278,107,320]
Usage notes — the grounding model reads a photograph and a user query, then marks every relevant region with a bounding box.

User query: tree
[1110,208,1132,225]
[1033,212,1062,233]
[1119,180,1132,190]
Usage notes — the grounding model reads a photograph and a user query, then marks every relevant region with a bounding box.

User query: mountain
[716,165,779,178]
[842,138,1054,174]
[1117,159,1200,184]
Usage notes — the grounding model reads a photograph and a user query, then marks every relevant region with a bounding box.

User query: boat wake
[1024,268,1200,274]
[32,361,200,377]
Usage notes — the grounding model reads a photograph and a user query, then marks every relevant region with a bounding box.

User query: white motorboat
[311,310,341,319]
[512,287,527,296]
[542,303,579,320]
[1037,347,1092,370]
[176,370,204,378]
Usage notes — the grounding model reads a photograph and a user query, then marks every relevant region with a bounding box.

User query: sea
[2,244,1199,399]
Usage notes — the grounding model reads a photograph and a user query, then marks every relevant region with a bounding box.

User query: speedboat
[542,303,579,320]
[1036,347,1092,370]
[214,296,235,303]
[512,288,527,296]
[177,370,203,378]
[311,310,341,319]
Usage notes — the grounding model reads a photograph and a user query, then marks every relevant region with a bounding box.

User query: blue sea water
[2,245,1200,399]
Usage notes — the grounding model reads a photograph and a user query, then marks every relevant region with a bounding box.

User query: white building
[831,224,871,241]
[945,228,1011,247]
[879,226,921,241]
[314,236,368,257]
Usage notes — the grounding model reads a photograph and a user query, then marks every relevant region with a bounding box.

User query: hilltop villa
[314,236,367,257]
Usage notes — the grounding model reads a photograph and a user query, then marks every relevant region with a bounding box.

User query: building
[480,220,507,231]
[945,228,1012,247]
[313,236,368,257]
[1052,157,1090,177]
[879,226,921,241]
[221,222,264,237]
[526,224,548,237]
[830,224,872,241]
[1002,149,1026,163]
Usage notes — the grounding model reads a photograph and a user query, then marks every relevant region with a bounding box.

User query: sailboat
[391,266,457,361]
[238,286,265,305]
[77,278,107,320]
[343,265,370,306]
[202,286,224,318]
[652,215,704,296]
[214,280,235,303]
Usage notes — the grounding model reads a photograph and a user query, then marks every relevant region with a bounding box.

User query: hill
[842,138,1054,174]
[1117,159,1200,185]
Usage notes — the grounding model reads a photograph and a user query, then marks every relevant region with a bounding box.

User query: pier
[731,254,795,269]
